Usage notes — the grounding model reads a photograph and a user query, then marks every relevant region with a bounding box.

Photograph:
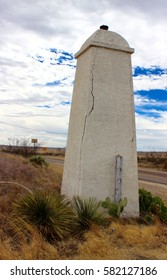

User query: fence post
[114,155,123,203]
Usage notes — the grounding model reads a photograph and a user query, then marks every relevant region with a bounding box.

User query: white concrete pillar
[62,26,139,216]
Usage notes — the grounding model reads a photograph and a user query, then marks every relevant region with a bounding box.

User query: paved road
[44,157,64,166]
[44,157,167,185]
[138,168,167,185]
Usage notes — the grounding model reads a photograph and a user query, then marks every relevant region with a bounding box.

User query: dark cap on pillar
[100,25,109,30]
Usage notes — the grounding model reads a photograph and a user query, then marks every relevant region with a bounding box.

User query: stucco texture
[62,28,139,216]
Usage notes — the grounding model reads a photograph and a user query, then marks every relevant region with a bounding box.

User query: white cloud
[0,0,167,149]
[133,74,167,91]
[135,111,167,151]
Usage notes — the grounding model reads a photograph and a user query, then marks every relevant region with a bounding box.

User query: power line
[0,121,67,135]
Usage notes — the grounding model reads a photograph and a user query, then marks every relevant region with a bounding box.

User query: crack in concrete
[88,62,95,116]
[79,49,98,181]
[81,50,97,143]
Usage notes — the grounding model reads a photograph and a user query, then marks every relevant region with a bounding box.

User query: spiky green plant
[11,190,75,241]
[72,196,107,230]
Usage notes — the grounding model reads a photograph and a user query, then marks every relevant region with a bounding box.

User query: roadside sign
[31,139,38,143]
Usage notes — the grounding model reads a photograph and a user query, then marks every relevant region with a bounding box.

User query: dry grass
[75,220,167,260]
[1,220,166,260]
[0,151,167,260]
[0,151,63,191]
[0,151,63,235]
[0,231,59,260]
[138,152,167,171]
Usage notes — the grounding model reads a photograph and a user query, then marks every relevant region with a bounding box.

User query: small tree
[5,137,44,157]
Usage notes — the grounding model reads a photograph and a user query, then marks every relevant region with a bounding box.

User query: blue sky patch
[45,80,62,87]
[135,108,162,119]
[61,51,73,60]
[49,48,58,54]
[133,66,167,77]
[57,53,74,64]
[60,101,71,106]
[49,50,75,67]
[135,89,167,102]
[134,89,167,119]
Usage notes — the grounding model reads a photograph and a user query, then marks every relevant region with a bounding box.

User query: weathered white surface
[62,28,139,216]
[115,155,123,204]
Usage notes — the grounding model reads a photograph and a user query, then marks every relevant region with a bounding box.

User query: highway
[138,168,167,185]
[44,157,167,186]
[44,157,64,166]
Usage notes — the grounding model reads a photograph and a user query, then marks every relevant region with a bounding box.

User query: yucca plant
[72,196,107,231]
[11,190,75,241]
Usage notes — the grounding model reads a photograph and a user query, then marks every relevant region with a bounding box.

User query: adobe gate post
[62,26,139,216]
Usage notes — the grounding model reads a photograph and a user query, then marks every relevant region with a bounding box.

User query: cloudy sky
[0,0,167,151]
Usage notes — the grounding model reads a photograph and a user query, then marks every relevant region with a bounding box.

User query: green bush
[139,188,167,223]
[11,190,75,241]
[30,155,48,167]
[101,197,127,218]
[72,196,107,231]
